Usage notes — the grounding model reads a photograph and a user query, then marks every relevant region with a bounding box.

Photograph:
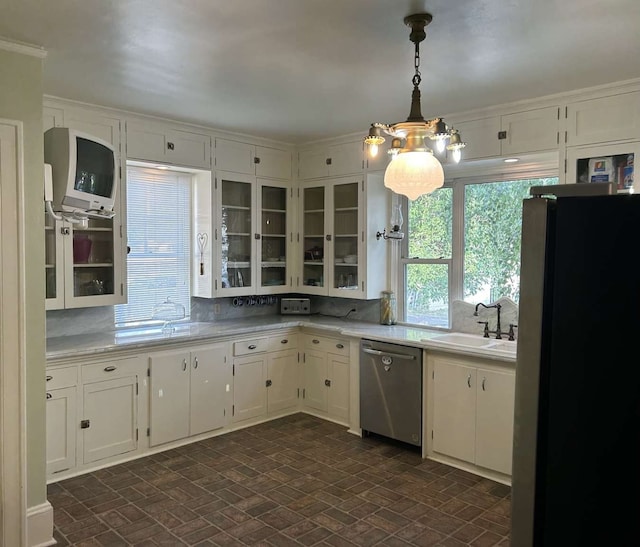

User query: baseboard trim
[27,501,55,547]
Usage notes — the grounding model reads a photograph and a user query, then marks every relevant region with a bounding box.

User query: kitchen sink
[430,333,494,347]
[425,333,517,354]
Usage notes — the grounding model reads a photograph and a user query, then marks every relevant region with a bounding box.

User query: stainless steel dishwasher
[360,339,423,446]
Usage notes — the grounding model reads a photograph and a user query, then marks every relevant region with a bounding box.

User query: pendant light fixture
[364,13,466,201]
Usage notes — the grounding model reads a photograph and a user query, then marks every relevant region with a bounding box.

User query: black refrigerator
[511,183,640,546]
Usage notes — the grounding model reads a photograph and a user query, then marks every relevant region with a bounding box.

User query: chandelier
[364,13,465,201]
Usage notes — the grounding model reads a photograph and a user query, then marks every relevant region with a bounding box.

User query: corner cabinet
[298,173,388,299]
[208,172,295,296]
[231,333,300,424]
[426,352,515,483]
[297,140,364,180]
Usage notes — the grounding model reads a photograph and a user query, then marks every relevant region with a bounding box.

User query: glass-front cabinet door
[45,215,64,309]
[301,185,327,293]
[258,182,290,292]
[46,213,122,309]
[330,180,360,296]
[218,173,254,294]
[566,142,637,193]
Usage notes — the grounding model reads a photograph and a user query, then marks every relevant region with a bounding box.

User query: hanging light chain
[412,41,421,87]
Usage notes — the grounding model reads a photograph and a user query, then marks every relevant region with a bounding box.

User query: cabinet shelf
[224,232,251,237]
[261,234,286,238]
[74,227,113,233]
[224,261,251,268]
[304,234,325,238]
[303,261,324,266]
[335,263,358,267]
[261,262,286,268]
[262,208,286,214]
[73,263,113,268]
[223,205,251,211]
[334,234,358,238]
[334,207,359,212]
[304,209,324,214]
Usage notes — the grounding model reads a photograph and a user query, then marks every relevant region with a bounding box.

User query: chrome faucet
[474,302,502,339]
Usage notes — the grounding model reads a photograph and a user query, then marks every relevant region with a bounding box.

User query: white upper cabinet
[298,140,364,180]
[451,106,560,160]
[500,106,560,155]
[215,138,292,180]
[565,91,640,146]
[451,117,502,160]
[126,119,211,169]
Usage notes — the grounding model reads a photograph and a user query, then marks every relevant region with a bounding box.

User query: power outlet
[280,298,311,315]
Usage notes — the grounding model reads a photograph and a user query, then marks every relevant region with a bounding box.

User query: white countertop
[46,315,516,364]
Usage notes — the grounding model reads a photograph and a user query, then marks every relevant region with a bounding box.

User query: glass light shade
[369,143,379,157]
[383,151,444,200]
[451,148,462,163]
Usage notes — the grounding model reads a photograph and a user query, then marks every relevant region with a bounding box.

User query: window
[399,168,558,328]
[115,165,192,326]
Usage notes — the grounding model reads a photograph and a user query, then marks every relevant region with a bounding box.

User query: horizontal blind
[115,166,191,326]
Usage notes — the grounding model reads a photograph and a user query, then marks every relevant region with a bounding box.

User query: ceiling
[2,0,639,143]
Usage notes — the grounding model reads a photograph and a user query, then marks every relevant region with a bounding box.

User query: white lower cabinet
[149,343,228,446]
[46,356,145,480]
[427,353,515,479]
[46,366,78,476]
[232,333,299,423]
[302,334,350,423]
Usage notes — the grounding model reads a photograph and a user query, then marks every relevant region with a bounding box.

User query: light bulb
[370,143,379,157]
[452,148,462,163]
[435,138,445,154]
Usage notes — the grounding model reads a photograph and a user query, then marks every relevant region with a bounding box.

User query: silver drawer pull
[46,375,53,382]
[281,339,288,344]
[362,348,416,360]
[248,344,257,350]
[312,339,320,344]
[193,358,198,369]
[336,343,344,349]
[46,392,52,399]
[104,366,117,372]
[467,374,472,388]
[182,359,187,371]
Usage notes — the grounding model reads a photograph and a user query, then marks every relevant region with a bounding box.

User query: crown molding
[0,38,47,58]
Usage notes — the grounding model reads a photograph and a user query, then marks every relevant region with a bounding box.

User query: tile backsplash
[46,295,517,339]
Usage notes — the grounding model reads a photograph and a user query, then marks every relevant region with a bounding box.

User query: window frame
[397,161,559,329]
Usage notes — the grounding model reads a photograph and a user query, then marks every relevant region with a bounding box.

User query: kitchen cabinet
[207,172,294,297]
[45,355,145,479]
[427,353,515,478]
[565,91,640,147]
[43,105,127,310]
[126,119,211,169]
[232,333,299,423]
[149,343,228,446]
[81,364,139,464]
[565,141,637,192]
[298,173,388,299]
[214,138,292,180]
[45,216,125,310]
[298,140,364,180]
[301,334,350,424]
[45,366,78,476]
[451,106,560,160]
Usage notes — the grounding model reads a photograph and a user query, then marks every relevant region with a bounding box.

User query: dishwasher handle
[362,347,416,360]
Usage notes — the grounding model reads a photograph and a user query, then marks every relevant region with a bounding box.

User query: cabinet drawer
[233,338,268,356]
[81,357,142,383]
[267,333,298,352]
[304,334,349,356]
[45,366,78,390]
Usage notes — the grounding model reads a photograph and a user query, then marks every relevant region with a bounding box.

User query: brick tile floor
[49,414,511,546]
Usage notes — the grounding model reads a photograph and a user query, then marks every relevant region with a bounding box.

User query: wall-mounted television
[44,127,118,216]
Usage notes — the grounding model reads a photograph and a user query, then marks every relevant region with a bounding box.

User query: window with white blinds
[115,166,192,326]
